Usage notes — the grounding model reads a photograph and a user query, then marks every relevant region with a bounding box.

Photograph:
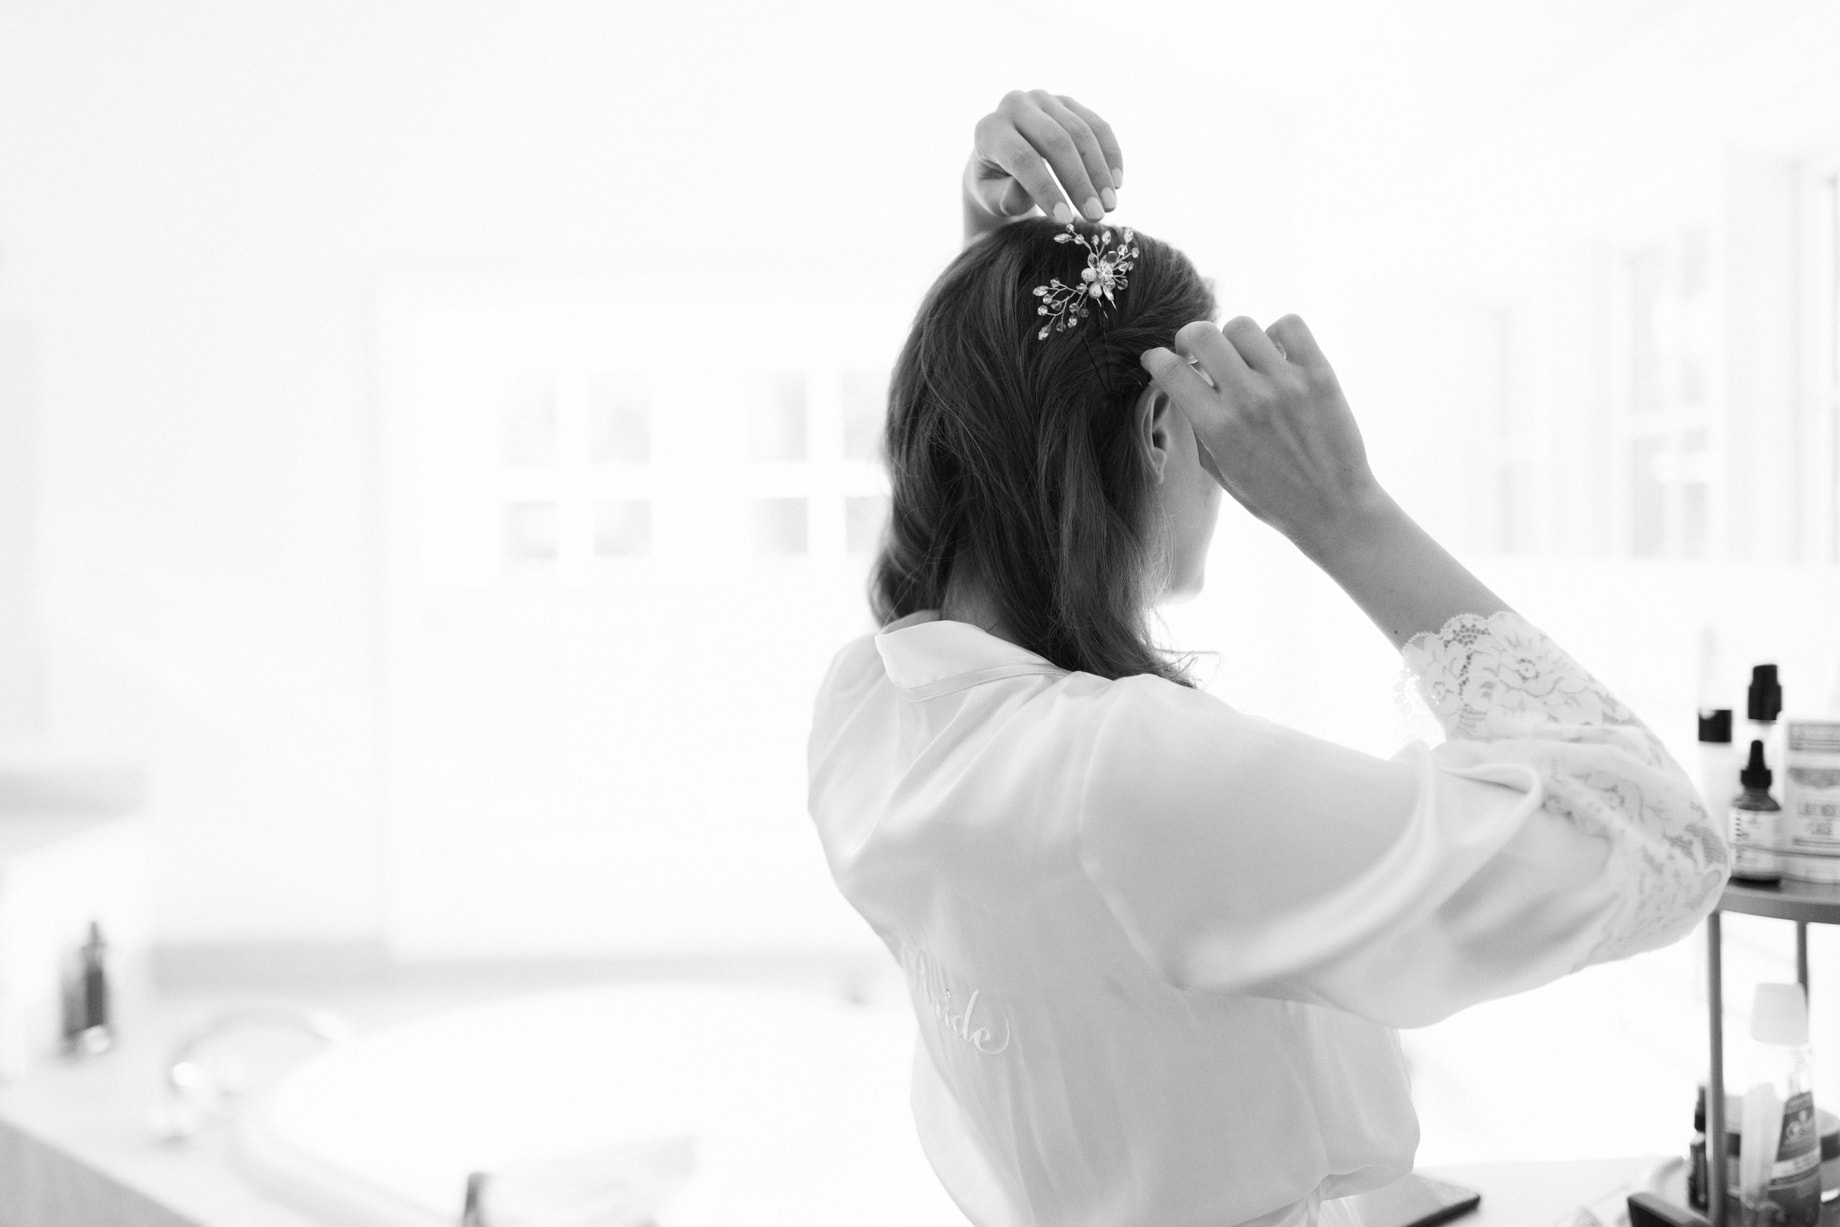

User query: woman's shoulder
[1080,667,1236,719]
[1033,670,1248,783]
[807,628,887,722]
[1072,668,1338,798]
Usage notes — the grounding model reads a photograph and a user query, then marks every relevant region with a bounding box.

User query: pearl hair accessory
[1031,223,1139,341]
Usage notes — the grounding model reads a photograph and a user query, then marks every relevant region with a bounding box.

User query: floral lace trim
[1391,609,1729,969]
[1393,610,1651,751]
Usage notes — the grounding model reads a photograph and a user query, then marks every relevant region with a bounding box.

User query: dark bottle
[1748,664,1785,805]
[1690,1083,1707,1210]
[77,920,112,1055]
[1730,740,1784,883]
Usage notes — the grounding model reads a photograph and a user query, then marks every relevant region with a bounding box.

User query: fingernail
[1053,202,1074,224]
[1111,167,1124,189]
[1079,196,1101,220]
[1100,187,1117,211]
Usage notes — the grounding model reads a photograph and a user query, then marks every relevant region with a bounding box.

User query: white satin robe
[805,608,1729,1227]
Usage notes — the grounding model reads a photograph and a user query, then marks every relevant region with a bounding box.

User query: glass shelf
[1717,876,1840,924]
[1653,1155,1840,1227]
[1703,875,1837,1227]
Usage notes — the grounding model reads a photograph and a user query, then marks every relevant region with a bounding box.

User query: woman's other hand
[1140,316,1388,552]
[963,90,1122,245]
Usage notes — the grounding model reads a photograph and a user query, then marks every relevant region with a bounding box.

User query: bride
[806,88,1728,1227]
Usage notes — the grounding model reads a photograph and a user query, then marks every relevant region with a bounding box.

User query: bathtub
[232,980,967,1226]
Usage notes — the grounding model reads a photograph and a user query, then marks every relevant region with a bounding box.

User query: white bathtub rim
[235,1110,734,1227]
[224,980,873,1227]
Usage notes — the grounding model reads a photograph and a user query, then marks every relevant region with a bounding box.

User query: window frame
[1799,153,1840,564]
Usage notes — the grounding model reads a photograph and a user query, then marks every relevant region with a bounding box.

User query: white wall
[0,316,44,738]
[5,0,1838,951]
[0,0,1295,947]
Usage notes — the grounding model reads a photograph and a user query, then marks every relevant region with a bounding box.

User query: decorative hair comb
[1031,224,1139,341]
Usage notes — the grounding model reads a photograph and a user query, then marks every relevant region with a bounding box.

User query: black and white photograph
[3,2,1840,1224]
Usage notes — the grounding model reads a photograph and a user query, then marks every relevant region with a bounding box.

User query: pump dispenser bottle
[1738,982,1821,1226]
[1731,740,1784,883]
[1699,709,1737,822]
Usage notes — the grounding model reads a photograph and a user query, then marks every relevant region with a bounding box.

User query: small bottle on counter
[1731,740,1784,884]
[1690,1082,1709,1210]
[81,920,111,1053]
[1699,709,1737,822]
[1748,664,1786,806]
[1739,983,1821,1226]
[62,920,113,1058]
[1782,717,1840,884]
[1689,1085,1840,1213]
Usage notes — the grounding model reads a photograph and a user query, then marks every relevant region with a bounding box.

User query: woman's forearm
[1295,488,1515,652]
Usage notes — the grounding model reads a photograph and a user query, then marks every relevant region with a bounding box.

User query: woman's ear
[1136,384,1172,482]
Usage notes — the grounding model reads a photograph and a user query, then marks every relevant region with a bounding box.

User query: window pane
[1681,427,1708,559]
[753,498,807,556]
[1630,249,1664,415]
[841,369,888,462]
[749,372,807,461]
[588,377,649,463]
[1680,228,1709,295]
[1629,437,1667,557]
[1497,464,1518,553]
[1489,312,1514,438]
[845,495,887,555]
[1680,231,1711,405]
[502,382,559,466]
[504,501,559,564]
[1683,482,1708,559]
[593,499,650,557]
[1829,175,1840,387]
[1828,174,1840,561]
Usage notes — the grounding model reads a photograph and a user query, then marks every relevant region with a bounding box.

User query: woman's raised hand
[1142,316,1388,550]
[966,90,1122,227]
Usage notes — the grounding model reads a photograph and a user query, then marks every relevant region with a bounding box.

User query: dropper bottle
[1748,664,1785,805]
[1730,740,1783,883]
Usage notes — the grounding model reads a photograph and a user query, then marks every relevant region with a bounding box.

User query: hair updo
[869,217,1217,685]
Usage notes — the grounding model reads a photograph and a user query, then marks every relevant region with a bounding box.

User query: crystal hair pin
[1031,223,1139,341]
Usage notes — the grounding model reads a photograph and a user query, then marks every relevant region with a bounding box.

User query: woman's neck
[940,570,1015,643]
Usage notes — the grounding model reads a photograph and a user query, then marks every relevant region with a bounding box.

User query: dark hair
[870,218,1217,686]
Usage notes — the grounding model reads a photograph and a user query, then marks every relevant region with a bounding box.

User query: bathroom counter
[0,947,1683,1227]
[0,1007,320,1227]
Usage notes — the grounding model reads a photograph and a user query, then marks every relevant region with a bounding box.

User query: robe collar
[874,610,1066,698]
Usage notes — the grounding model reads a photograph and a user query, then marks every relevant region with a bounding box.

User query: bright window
[1619,231,1715,560]
[377,280,902,958]
[1806,163,1840,563]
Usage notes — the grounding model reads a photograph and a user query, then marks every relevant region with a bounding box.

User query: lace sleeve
[1392,609,1729,968]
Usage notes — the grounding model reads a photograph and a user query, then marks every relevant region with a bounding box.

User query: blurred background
[3,0,1839,1170]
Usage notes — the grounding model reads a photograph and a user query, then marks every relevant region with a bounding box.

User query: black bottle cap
[1698,709,1733,743]
[1740,739,1772,790]
[1748,664,1782,722]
